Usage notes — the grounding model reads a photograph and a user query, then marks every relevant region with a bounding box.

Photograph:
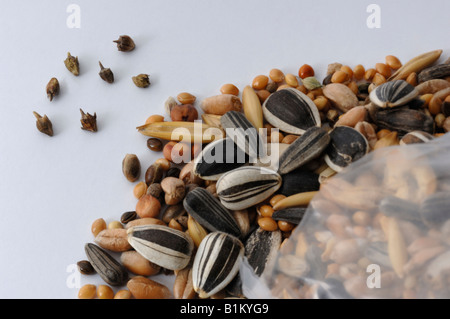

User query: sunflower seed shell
[369,80,418,108]
[262,88,321,135]
[277,126,330,175]
[183,187,242,237]
[126,224,194,270]
[271,207,307,225]
[418,64,450,83]
[84,243,128,286]
[245,228,282,276]
[216,166,282,210]
[192,232,244,298]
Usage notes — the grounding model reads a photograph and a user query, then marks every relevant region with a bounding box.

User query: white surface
[0,0,448,298]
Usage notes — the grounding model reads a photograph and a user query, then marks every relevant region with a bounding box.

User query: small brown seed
[340,65,353,79]
[125,217,166,228]
[147,138,163,152]
[258,217,278,231]
[269,194,286,207]
[364,68,377,81]
[281,134,299,144]
[127,276,173,299]
[285,73,299,87]
[78,284,96,299]
[331,70,349,83]
[406,72,418,86]
[429,96,443,115]
[375,63,391,78]
[256,89,271,103]
[252,75,269,90]
[353,64,365,80]
[372,73,387,85]
[113,35,135,52]
[122,154,141,182]
[298,64,315,79]
[133,181,148,199]
[64,52,79,76]
[97,285,114,299]
[147,183,163,202]
[145,164,164,186]
[161,177,186,205]
[132,74,150,88]
[120,211,137,224]
[266,81,278,93]
[259,205,274,218]
[169,218,184,231]
[386,55,402,70]
[220,83,239,96]
[170,104,198,122]
[145,115,165,125]
[155,158,171,171]
[136,194,161,218]
[114,290,132,299]
[269,68,285,83]
[278,220,295,232]
[91,218,106,237]
[121,251,161,276]
[98,62,114,83]
[435,113,446,128]
[33,112,53,137]
[46,77,60,101]
[77,260,95,275]
[177,92,196,105]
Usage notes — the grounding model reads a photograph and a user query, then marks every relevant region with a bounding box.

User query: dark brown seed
[147,138,163,152]
[147,183,163,203]
[77,260,95,275]
[84,243,128,286]
[113,35,135,52]
[120,211,137,224]
[145,164,164,186]
[167,167,181,178]
[122,154,141,182]
[162,203,186,224]
[80,109,98,132]
[132,74,150,88]
[98,61,114,83]
[266,82,278,93]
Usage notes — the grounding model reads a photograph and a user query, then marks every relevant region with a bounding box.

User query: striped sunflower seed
[216,166,281,210]
[193,137,248,181]
[183,187,241,237]
[262,87,321,135]
[220,110,265,160]
[127,224,194,271]
[192,232,244,298]
[84,243,128,286]
[277,126,330,175]
[245,228,282,276]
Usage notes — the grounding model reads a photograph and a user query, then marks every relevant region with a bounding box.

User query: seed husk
[416,79,450,95]
[84,243,128,286]
[127,224,194,270]
[122,154,141,182]
[174,266,197,299]
[33,111,53,137]
[399,131,434,145]
[418,64,450,83]
[369,80,418,108]
[324,126,369,172]
[277,126,330,175]
[137,121,223,143]
[113,35,135,52]
[278,169,320,196]
[192,232,244,298]
[183,187,241,237]
[272,191,318,210]
[64,52,79,76]
[245,228,282,276]
[242,85,264,130]
[80,109,97,132]
[388,49,443,81]
[98,61,114,83]
[216,166,282,211]
[371,106,434,136]
[193,137,248,181]
[46,77,59,101]
[145,163,164,185]
[262,88,321,135]
[187,214,209,248]
[387,217,408,278]
[220,110,265,159]
[132,74,150,88]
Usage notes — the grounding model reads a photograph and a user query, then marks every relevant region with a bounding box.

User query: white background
[0,0,448,298]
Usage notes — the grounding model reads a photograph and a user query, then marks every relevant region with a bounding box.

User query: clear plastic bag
[242,133,450,299]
